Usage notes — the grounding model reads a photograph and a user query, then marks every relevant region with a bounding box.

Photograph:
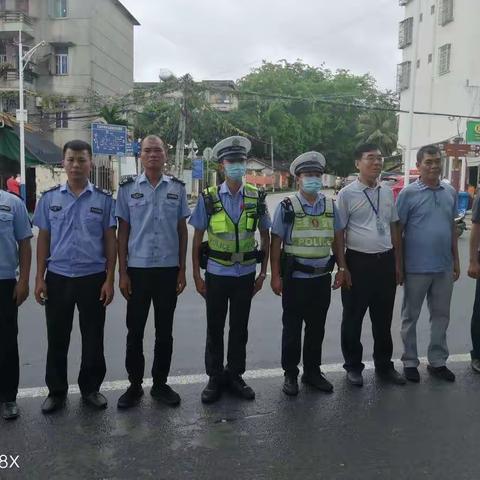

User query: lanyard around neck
[363,188,380,216]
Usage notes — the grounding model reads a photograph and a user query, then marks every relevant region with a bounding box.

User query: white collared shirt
[336,179,399,254]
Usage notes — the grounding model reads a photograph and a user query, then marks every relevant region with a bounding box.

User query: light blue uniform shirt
[397,179,457,274]
[0,191,33,280]
[271,192,342,279]
[115,174,191,268]
[189,182,272,277]
[32,181,116,278]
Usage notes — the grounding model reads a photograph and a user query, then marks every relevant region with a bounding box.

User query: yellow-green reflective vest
[283,194,335,259]
[205,184,259,266]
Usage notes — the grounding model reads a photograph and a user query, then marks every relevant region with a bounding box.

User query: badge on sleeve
[131,192,144,199]
[0,205,11,212]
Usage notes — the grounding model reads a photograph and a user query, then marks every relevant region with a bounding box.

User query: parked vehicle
[455,210,467,238]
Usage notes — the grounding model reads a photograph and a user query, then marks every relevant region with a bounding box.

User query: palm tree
[355,110,398,157]
[99,105,128,126]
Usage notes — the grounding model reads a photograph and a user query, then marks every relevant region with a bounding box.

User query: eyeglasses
[361,154,383,163]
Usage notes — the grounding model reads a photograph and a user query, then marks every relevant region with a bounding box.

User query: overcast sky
[120,0,403,91]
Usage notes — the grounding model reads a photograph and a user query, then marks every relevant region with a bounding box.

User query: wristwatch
[338,267,346,272]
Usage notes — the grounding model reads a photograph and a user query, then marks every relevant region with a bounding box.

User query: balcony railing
[0,67,37,83]
[0,11,35,26]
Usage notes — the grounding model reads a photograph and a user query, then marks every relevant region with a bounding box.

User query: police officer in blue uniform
[271,152,344,396]
[0,191,32,420]
[116,135,191,409]
[190,136,271,404]
[33,140,117,414]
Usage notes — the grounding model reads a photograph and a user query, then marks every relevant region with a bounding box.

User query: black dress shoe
[282,374,299,396]
[346,371,364,386]
[201,377,223,404]
[1,401,19,420]
[404,367,420,383]
[376,368,406,385]
[117,385,144,409]
[150,384,181,406]
[82,392,108,410]
[427,365,455,382]
[41,395,66,414]
[228,375,255,400]
[301,371,333,392]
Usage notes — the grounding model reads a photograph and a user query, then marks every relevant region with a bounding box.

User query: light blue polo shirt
[32,181,117,278]
[115,173,191,268]
[189,182,271,277]
[271,192,342,278]
[397,179,457,274]
[0,190,33,280]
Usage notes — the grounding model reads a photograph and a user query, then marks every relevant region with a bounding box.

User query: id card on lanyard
[363,188,385,235]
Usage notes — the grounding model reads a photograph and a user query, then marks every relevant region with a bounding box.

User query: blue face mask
[301,176,323,194]
[224,162,246,181]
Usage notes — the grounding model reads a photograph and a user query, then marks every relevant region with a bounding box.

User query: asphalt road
[3,191,480,480]
[16,191,476,389]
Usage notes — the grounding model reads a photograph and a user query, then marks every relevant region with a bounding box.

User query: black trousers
[282,274,332,376]
[0,279,19,402]
[45,271,107,396]
[125,267,178,386]
[341,249,396,373]
[205,272,255,378]
[471,275,480,360]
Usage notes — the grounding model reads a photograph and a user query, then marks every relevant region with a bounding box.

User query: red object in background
[6,176,20,195]
[383,175,419,201]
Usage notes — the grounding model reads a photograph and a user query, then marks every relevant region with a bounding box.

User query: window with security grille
[55,111,68,128]
[438,43,451,75]
[439,0,454,25]
[397,61,411,91]
[399,17,413,49]
[54,46,68,75]
[51,0,67,18]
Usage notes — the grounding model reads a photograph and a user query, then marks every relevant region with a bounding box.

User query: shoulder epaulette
[170,176,186,186]
[94,186,112,196]
[119,175,137,187]
[42,184,60,195]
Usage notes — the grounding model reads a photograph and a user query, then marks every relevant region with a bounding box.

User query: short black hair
[63,140,92,157]
[354,143,381,160]
[416,144,441,163]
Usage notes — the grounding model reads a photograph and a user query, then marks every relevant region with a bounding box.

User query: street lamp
[17,30,46,201]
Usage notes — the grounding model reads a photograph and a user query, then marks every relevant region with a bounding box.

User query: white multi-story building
[0,0,139,147]
[397,0,480,188]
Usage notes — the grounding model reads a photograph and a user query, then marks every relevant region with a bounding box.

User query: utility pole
[270,136,275,192]
[403,0,421,186]
[174,94,186,179]
[16,32,45,202]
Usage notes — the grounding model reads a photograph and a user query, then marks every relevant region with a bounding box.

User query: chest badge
[0,205,11,212]
[90,207,103,214]
[167,193,179,200]
[49,205,62,212]
[131,192,144,199]
[311,218,319,228]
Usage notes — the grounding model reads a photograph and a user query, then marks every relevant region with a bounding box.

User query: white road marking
[16,353,472,399]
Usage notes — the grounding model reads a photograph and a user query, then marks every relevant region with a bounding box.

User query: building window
[431,4,435,14]
[15,0,28,13]
[439,0,454,25]
[397,61,412,91]
[419,13,423,22]
[55,111,68,128]
[416,59,421,69]
[50,0,67,18]
[0,0,5,11]
[54,46,68,75]
[438,43,451,75]
[399,17,413,49]
[0,54,6,64]
[428,53,433,63]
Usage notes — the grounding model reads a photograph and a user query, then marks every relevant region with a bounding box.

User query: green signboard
[466,120,480,144]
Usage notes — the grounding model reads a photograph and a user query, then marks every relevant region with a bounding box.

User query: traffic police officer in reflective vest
[0,190,32,420]
[33,140,117,414]
[190,136,271,403]
[270,152,345,396]
[115,135,191,409]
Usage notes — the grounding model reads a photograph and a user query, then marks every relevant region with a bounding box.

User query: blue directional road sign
[192,158,204,179]
[91,123,127,155]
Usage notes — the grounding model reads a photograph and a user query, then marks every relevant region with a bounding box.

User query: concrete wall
[35,165,67,200]
[398,0,480,170]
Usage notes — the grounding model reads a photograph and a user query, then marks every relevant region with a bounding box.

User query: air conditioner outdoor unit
[35,96,43,107]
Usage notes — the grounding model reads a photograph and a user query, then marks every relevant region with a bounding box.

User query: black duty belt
[346,249,393,259]
[292,261,332,275]
[208,249,258,263]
